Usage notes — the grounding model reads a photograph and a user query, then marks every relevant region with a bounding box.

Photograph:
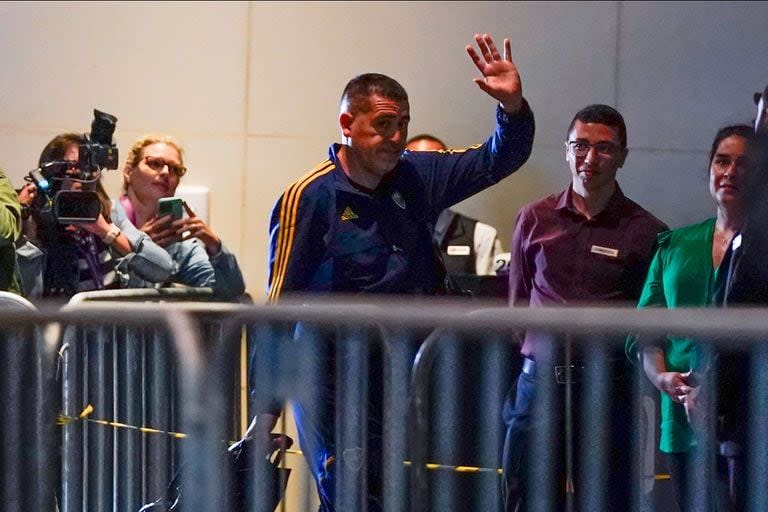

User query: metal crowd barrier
[2,294,768,511]
[0,292,57,512]
[59,288,248,512]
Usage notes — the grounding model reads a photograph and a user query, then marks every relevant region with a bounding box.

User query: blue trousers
[501,360,637,511]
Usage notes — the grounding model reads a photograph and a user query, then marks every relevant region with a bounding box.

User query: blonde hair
[122,134,185,192]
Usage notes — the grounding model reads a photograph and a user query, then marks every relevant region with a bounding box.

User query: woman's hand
[141,214,181,248]
[654,371,694,404]
[176,201,221,256]
[79,213,110,237]
[141,202,221,255]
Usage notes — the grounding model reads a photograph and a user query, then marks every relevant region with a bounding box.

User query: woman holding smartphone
[114,134,245,299]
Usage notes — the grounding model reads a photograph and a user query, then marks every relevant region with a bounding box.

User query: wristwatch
[101,224,121,245]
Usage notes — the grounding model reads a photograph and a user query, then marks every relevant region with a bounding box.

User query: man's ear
[339,112,354,138]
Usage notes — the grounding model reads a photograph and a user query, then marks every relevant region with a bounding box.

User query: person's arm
[626,240,667,362]
[507,209,533,345]
[0,171,21,248]
[80,213,133,255]
[162,202,246,298]
[107,202,173,283]
[642,344,692,405]
[409,34,535,212]
[625,235,693,403]
[508,209,532,308]
[149,237,245,298]
[267,184,328,301]
[208,243,246,299]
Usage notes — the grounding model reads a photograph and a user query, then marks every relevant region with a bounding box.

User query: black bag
[139,434,292,512]
[229,433,293,512]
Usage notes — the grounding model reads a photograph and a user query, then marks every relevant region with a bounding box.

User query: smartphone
[157,197,184,220]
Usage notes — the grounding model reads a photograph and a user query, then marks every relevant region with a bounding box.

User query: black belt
[521,357,627,385]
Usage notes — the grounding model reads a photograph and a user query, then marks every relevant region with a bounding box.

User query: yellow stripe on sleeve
[268,161,335,301]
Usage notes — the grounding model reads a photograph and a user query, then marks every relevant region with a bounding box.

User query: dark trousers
[501,359,637,511]
[666,449,744,512]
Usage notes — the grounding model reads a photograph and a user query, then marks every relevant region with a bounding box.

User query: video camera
[27,109,118,224]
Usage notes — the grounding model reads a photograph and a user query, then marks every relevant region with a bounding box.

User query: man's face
[341,94,410,179]
[709,134,748,208]
[565,120,627,193]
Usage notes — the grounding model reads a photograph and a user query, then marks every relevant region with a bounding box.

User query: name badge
[447,245,471,256]
[590,245,619,258]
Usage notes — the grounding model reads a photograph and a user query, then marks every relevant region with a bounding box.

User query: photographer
[115,134,245,299]
[19,133,172,300]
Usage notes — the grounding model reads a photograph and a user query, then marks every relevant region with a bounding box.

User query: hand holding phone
[157,197,184,220]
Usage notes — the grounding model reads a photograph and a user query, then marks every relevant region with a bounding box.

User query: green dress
[627,217,718,453]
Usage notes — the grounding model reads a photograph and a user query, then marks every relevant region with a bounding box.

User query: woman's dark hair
[38,133,86,166]
[708,124,755,166]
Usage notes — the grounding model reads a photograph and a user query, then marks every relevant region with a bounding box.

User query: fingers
[466,44,484,72]
[504,38,512,62]
[182,200,196,218]
[474,33,493,62]
[473,77,492,95]
[485,34,501,61]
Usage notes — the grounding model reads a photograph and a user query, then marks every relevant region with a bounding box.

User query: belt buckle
[554,365,580,384]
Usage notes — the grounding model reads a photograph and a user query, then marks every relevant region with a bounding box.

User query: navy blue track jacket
[267,102,535,300]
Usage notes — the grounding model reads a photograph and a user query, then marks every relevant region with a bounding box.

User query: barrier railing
[61,289,247,512]
[2,296,767,511]
[0,292,57,512]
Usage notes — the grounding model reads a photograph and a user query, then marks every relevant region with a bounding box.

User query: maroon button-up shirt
[509,184,668,358]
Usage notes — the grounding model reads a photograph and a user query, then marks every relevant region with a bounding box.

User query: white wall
[2,1,767,300]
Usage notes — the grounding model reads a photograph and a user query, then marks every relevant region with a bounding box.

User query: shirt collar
[555,183,628,220]
[329,143,400,195]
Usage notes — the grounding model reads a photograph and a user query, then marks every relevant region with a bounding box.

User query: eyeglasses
[567,140,621,159]
[141,156,187,177]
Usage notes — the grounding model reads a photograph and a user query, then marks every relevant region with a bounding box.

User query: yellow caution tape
[57,405,675,479]
[57,404,186,439]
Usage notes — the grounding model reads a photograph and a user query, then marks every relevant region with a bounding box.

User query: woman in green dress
[627,124,754,511]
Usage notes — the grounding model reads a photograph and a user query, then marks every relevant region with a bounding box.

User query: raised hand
[466,33,522,114]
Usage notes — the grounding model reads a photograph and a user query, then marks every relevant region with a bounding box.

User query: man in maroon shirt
[502,104,667,511]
